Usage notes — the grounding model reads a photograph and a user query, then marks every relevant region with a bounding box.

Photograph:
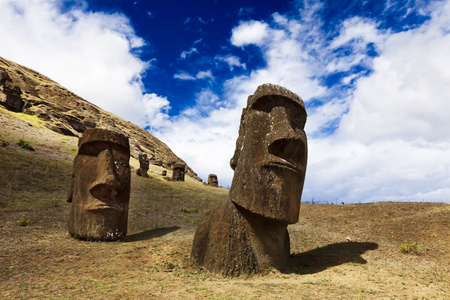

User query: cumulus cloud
[305,0,450,203]
[153,0,450,203]
[231,20,269,46]
[0,0,161,127]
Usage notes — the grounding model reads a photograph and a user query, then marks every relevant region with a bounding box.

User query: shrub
[17,214,32,226]
[180,207,199,213]
[399,241,419,254]
[17,138,35,151]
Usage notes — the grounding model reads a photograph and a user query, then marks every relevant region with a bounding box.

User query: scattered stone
[207,174,218,187]
[67,128,131,241]
[136,152,150,178]
[161,170,167,176]
[191,84,308,276]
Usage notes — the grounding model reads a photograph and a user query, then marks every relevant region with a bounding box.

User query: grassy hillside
[1,106,449,299]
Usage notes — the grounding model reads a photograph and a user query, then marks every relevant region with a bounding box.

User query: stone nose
[266,106,306,169]
[267,106,300,142]
[89,148,121,200]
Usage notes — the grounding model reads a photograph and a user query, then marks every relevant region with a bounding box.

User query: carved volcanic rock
[0,56,200,180]
[191,83,308,276]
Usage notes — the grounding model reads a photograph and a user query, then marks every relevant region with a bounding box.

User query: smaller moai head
[229,84,307,224]
[3,85,24,112]
[172,162,186,181]
[208,174,218,187]
[67,128,131,241]
[137,152,150,177]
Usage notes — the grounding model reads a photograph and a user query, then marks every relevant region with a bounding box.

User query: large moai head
[229,84,307,224]
[172,162,186,181]
[208,174,218,187]
[67,128,131,241]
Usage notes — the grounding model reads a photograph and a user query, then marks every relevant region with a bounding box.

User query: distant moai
[172,162,186,181]
[67,128,131,241]
[0,70,25,112]
[191,84,308,276]
[208,174,218,187]
[136,152,150,178]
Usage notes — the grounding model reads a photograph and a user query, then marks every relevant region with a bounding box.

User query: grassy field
[1,107,449,299]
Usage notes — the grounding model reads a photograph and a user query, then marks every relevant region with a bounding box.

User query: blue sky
[1,0,450,203]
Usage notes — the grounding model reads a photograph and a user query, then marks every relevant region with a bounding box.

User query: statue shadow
[124,226,180,242]
[287,241,378,275]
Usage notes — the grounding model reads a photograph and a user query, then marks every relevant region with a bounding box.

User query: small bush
[17,214,32,226]
[17,139,35,151]
[399,241,419,254]
[180,207,199,213]
[0,138,9,147]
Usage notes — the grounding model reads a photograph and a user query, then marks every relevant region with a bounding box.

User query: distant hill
[0,56,200,181]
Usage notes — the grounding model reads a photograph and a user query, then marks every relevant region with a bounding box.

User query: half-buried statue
[67,128,131,241]
[191,83,308,276]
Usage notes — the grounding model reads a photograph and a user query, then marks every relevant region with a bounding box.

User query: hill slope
[0,56,200,180]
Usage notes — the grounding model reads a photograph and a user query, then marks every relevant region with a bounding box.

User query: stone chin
[229,162,304,224]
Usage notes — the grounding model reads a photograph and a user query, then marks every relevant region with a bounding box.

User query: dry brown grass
[1,107,449,299]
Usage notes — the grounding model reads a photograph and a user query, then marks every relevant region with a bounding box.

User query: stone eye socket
[251,96,306,130]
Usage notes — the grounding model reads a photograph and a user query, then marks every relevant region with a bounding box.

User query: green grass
[399,241,419,255]
[17,138,35,151]
[0,147,72,210]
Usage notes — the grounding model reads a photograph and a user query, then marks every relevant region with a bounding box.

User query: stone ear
[230,108,247,170]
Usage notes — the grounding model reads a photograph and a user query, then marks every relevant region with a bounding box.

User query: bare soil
[1,106,449,299]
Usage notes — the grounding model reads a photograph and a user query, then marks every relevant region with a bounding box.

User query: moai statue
[136,152,150,178]
[67,128,131,241]
[172,162,186,181]
[0,73,25,112]
[208,174,218,187]
[191,84,307,276]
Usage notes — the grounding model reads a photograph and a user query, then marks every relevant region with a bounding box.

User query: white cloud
[0,0,160,126]
[304,0,450,203]
[174,70,214,81]
[180,47,198,60]
[215,55,247,70]
[173,72,196,80]
[330,17,384,50]
[153,0,450,204]
[230,20,269,46]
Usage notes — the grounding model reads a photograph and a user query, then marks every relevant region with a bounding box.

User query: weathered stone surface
[1,76,25,112]
[207,174,218,187]
[191,83,308,275]
[172,162,186,181]
[136,152,150,178]
[67,128,131,241]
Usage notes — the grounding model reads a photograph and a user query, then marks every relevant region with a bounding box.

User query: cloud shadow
[287,241,379,274]
[124,226,180,242]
